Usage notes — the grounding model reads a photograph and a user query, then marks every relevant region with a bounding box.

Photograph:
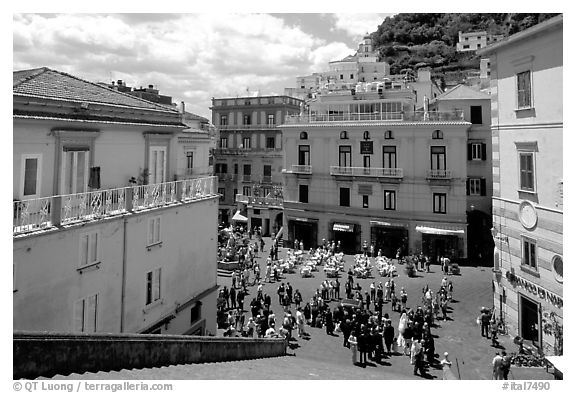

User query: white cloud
[12,13,361,119]
[332,13,393,38]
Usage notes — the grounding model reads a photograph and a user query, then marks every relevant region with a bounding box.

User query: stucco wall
[14,331,287,379]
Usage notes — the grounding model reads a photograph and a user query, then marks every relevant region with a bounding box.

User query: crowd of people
[217,233,475,379]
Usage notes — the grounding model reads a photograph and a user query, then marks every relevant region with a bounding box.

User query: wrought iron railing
[426,169,453,179]
[235,194,283,208]
[13,177,217,235]
[287,165,312,174]
[284,110,465,124]
[329,166,404,178]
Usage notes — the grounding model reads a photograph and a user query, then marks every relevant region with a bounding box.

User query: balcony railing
[235,194,284,208]
[242,175,252,182]
[330,166,404,178]
[13,177,217,235]
[284,110,465,124]
[261,176,272,184]
[426,169,453,179]
[214,147,283,155]
[286,165,312,174]
[217,124,278,130]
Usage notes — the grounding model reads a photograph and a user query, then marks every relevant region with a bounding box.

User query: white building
[13,67,220,335]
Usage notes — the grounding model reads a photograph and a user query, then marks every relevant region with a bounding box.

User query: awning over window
[416,225,465,235]
[370,220,408,228]
[232,210,248,222]
[333,223,355,232]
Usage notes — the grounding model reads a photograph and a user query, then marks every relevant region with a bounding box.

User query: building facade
[13,68,219,336]
[280,85,477,260]
[457,31,504,52]
[479,15,563,355]
[211,94,303,235]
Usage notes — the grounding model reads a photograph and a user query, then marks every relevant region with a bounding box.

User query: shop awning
[370,220,408,228]
[333,223,354,232]
[415,225,465,235]
[232,211,248,222]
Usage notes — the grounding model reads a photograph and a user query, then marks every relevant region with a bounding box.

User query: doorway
[520,295,540,345]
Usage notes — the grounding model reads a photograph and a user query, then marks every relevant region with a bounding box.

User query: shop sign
[333,223,354,232]
[505,271,563,309]
[360,141,373,155]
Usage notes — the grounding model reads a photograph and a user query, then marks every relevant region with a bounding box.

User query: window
[362,195,369,208]
[243,114,251,125]
[79,231,100,267]
[298,145,310,166]
[243,186,252,196]
[467,178,486,196]
[74,294,98,332]
[363,155,371,168]
[234,188,238,197]
[21,154,42,198]
[470,106,483,124]
[243,165,251,181]
[340,131,349,139]
[220,137,228,148]
[266,137,276,149]
[220,115,228,126]
[186,151,194,170]
[430,146,446,170]
[519,152,535,192]
[383,146,397,168]
[267,114,275,126]
[384,190,396,210]
[340,74,344,80]
[433,193,446,214]
[522,237,537,270]
[241,137,250,149]
[146,268,162,305]
[191,302,202,324]
[215,163,228,174]
[218,187,225,201]
[468,143,487,161]
[340,187,350,207]
[299,132,308,140]
[299,184,308,203]
[463,44,470,49]
[339,145,352,167]
[234,163,238,174]
[517,71,532,109]
[432,130,443,139]
[148,216,161,246]
[263,165,272,182]
[384,130,393,139]
[62,148,90,194]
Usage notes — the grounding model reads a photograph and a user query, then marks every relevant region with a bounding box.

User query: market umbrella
[232,210,248,222]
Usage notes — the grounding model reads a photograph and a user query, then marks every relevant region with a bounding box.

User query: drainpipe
[120,216,128,332]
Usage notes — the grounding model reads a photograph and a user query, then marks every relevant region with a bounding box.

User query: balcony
[330,166,404,178]
[261,176,272,184]
[217,124,279,130]
[214,147,282,155]
[284,110,465,124]
[426,169,453,180]
[242,175,252,182]
[235,194,284,208]
[13,177,218,235]
[177,167,212,179]
[285,165,312,174]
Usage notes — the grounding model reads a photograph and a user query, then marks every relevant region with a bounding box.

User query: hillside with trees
[372,13,560,75]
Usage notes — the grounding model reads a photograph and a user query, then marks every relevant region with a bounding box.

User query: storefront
[288,217,318,250]
[331,222,360,254]
[370,221,408,258]
[503,271,563,352]
[416,224,466,261]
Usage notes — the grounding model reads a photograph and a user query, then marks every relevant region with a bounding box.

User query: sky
[13,12,393,120]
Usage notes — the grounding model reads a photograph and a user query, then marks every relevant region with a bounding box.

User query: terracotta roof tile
[13,67,178,113]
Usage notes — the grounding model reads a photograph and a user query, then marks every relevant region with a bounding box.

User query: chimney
[117,79,123,86]
[180,101,185,114]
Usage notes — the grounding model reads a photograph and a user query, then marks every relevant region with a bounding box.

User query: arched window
[363,131,370,140]
[340,131,348,139]
[432,130,443,139]
[384,130,394,139]
[299,131,308,140]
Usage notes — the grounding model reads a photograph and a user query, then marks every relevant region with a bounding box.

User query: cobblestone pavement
[44,240,554,380]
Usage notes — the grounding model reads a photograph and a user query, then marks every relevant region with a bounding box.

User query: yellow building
[479,15,563,354]
[13,68,219,335]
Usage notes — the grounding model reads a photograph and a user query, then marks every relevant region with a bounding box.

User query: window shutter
[74,299,85,332]
[481,178,487,196]
[80,234,89,267]
[153,269,161,301]
[466,179,470,195]
[154,218,161,244]
[467,144,472,161]
[86,294,97,332]
[481,143,487,160]
[88,167,101,189]
[89,233,98,263]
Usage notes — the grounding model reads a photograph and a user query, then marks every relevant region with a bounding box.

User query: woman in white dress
[397,312,408,350]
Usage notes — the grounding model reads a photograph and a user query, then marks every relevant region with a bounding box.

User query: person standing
[230,286,237,309]
[501,351,512,380]
[411,339,424,376]
[340,319,351,348]
[334,278,341,300]
[348,332,358,365]
[492,352,504,380]
[236,289,245,311]
[383,319,395,355]
[222,286,230,309]
[293,289,302,308]
[357,325,368,367]
[440,352,453,380]
[296,307,306,338]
